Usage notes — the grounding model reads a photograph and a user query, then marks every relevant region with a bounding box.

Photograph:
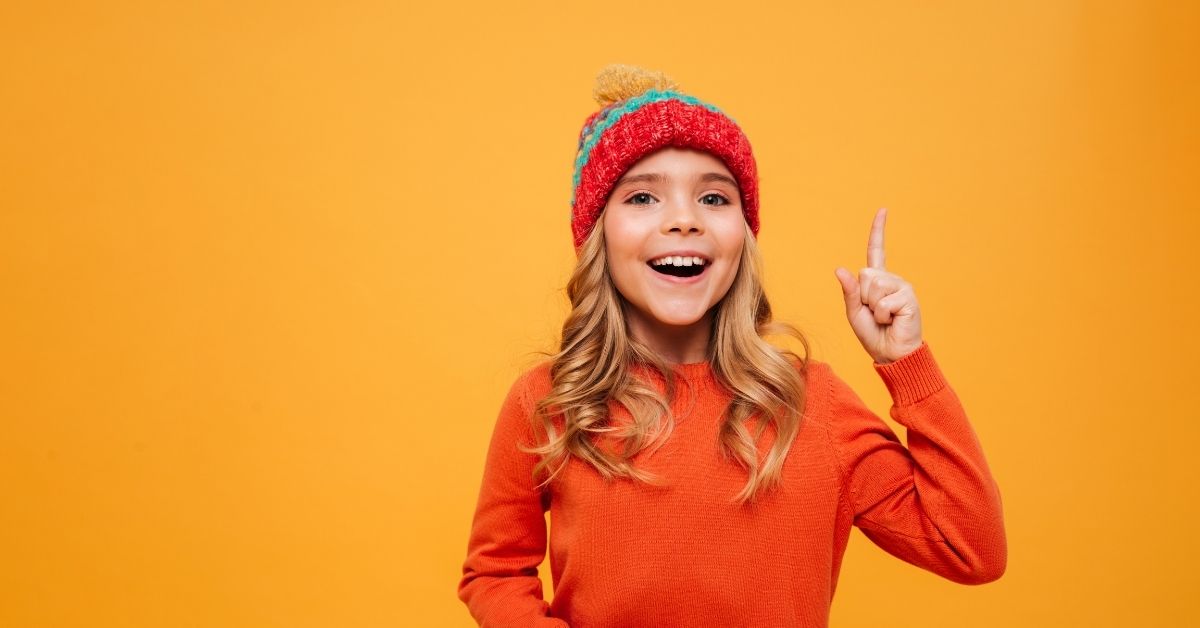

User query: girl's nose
[660,198,704,235]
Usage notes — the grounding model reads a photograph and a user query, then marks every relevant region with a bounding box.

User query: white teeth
[651,255,709,266]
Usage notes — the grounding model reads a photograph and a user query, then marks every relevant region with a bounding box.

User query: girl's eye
[625,192,730,205]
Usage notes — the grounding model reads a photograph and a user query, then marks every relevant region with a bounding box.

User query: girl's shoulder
[506,358,555,407]
[788,354,834,391]
[504,359,572,441]
[789,355,837,424]
[487,360,558,447]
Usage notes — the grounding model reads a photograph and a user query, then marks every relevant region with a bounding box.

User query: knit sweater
[457,341,1006,627]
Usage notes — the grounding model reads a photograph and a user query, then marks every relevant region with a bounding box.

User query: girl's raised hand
[833,208,924,365]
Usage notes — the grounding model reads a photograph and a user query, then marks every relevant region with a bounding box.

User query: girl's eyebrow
[615,172,667,188]
[699,172,739,188]
[614,172,739,189]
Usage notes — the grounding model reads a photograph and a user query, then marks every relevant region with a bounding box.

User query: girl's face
[601,147,746,331]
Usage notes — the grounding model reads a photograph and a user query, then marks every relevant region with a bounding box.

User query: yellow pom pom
[592,63,679,107]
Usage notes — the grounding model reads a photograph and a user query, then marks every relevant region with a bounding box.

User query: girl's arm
[820,341,1008,585]
[458,369,569,627]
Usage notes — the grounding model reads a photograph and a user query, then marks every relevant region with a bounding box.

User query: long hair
[523,216,812,505]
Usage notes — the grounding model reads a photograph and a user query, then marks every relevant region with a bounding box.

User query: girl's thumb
[834,268,860,312]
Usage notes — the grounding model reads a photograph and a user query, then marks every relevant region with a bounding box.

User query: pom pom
[592,63,679,107]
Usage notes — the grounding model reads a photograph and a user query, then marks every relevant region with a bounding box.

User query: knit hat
[569,64,760,251]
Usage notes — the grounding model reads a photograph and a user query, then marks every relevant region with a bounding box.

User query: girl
[457,64,1006,627]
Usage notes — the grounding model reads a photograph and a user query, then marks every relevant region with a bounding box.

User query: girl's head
[568,64,763,337]
[601,146,747,333]
[528,65,811,505]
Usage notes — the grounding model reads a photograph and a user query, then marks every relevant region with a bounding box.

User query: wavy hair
[522,216,812,505]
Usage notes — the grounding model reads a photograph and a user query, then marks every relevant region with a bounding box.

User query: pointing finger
[867,207,887,270]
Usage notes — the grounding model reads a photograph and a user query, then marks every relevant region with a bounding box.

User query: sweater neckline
[666,360,713,381]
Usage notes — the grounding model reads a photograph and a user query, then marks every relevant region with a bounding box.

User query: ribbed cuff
[872,341,949,407]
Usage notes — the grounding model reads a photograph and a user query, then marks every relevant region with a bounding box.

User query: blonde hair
[523,217,812,505]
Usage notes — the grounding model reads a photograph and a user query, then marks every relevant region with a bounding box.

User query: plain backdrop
[2,1,1197,626]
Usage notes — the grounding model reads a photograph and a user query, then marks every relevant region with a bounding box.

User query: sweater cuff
[872,341,949,407]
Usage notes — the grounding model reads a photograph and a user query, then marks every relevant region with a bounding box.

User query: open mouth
[647,255,709,279]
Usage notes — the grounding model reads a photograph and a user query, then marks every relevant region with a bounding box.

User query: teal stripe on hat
[569,89,730,208]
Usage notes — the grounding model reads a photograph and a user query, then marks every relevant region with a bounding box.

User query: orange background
[2,1,1197,626]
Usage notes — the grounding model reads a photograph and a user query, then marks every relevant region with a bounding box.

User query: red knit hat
[569,64,760,251]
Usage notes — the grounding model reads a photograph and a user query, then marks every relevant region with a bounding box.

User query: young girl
[457,64,1006,627]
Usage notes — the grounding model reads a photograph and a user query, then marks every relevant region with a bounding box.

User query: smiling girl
[457,64,1007,627]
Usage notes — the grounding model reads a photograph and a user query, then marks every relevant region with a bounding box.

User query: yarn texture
[592,64,679,106]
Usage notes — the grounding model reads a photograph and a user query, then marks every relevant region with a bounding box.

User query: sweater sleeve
[821,341,1007,585]
[458,370,570,627]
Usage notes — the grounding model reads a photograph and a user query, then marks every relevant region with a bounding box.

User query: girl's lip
[645,261,711,284]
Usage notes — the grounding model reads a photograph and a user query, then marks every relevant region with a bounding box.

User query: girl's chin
[645,308,709,327]
[620,294,714,328]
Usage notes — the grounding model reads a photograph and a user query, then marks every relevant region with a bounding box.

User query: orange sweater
[458,341,1006,627]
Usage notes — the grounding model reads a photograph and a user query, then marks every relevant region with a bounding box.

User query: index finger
[867,207,887,270]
